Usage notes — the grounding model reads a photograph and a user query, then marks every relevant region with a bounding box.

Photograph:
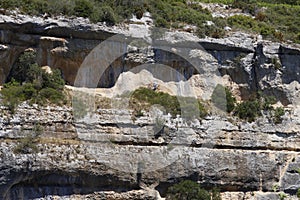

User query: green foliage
[232,0,257,15]
[1,51,65,113]
[278,192,287,200]
[74,0,93,18]
[197,23,225,39]
[227,14,276,38]
[271,57,282,70]
[8,51,36,83]
[211,188,222,200]
[264,5,300,43]
[229,0,300,42]
[1,79,24,113]
[14,134,38,154]
[273,107,285,124]
[95,6,117,25]
[233,92,285,123]
[1,0,300,41]
[211,84,236,113]
[149,0,213,29]
[234,100,261,122]
[197,0,234,4]
[0,0,214,34]
[129,87,207,119]
[261,94,276,111]
[272,184,279,192]
[297,188,300,198]
[166,180,221,200]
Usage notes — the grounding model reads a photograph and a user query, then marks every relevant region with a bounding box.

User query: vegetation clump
[13,134,39,154]
[234,99,261,122]
[129,87,207,119]
[210,85,285,123]
[0,51,65,113]
[1,0,300,42]
[272,107,285,124]
[166,180,221,200]
[13,123,43,154]
[233,92,285,123]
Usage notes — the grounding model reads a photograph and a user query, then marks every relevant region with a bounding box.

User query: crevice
[3,170,139,200]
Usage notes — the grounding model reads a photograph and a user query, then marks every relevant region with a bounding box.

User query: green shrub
[129,87,207,119]
[273,107,285,124]
[1,79,25,113]
[1,51,65,111]
[8,51,36,83]
[42,69,65,90]
[90,5,117,25]
[14,134,38,154]
[227,15,258,30]
[39,87,65,104]
[271,57,282,70]
[154,16,169,28]
[197,24,226,39]
[234,100,261,122]
[297,188,300,198]
[278,192,287,200]
[74,0,93,18]
[261,94,276,110]
[233,92,283,122]
[0,0,21,9]
[1,0,300,42]
[166,180,221,200]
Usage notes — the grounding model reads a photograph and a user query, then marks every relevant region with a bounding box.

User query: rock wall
[0,12,300,200]
[1,13,300,106]
[0,103,300,199]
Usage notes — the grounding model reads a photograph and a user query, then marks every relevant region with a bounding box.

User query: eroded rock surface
[0,11,300,200]
[0,103,299,199]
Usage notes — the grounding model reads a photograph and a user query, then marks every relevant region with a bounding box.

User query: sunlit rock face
[0,11,300,200]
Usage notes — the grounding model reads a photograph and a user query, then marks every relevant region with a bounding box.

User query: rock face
[0,12,300,105]
[0,11,300,200]
[0,102,300,200]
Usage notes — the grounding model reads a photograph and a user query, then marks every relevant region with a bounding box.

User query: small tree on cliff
[166,180,221,200]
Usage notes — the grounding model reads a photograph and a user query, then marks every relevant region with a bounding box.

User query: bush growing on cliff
[233,92,285,123]
[2,0,300,42]
[0,79,24,113]
[272,107,285,124]
[166,180,221,200]
[129,87,207,119]
[13,134,39,154]
[0,51,65,112]
[8,51,36,83]
[234,100,261,122]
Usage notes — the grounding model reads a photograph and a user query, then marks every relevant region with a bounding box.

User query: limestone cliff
[0,10,300,200]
